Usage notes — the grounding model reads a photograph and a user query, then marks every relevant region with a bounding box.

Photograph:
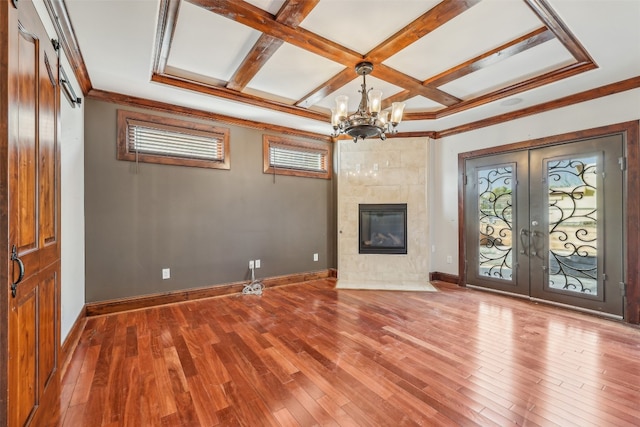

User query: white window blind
[269,145,326,172]
[129,124,224,161]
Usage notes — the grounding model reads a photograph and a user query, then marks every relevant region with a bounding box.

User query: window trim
[117,109,230,169]
[263,135,332,180]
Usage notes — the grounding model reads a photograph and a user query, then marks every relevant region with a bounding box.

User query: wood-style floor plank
[59,279,640,426]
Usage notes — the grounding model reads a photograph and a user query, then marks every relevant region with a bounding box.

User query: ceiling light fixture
[331,62,405,142]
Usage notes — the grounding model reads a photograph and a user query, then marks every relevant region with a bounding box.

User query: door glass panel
[478,166,513,281]
[547,155,598,295]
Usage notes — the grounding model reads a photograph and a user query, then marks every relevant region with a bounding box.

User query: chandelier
[331,61,405,142]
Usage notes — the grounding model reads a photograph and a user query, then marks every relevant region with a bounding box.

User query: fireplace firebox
[359,204,407,254]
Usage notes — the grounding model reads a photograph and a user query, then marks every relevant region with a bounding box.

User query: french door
[464,135,624,316]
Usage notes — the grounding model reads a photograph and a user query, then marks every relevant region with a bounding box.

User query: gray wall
[84,99,335,302]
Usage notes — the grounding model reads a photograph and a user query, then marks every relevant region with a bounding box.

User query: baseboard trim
[85,269,335,317]
[60,306,87,376]
[429,271,460,285]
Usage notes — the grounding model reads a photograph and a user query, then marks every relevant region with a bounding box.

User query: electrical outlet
[313,253,319,262]
[446,255,453,264]
[255,259,261,268]
[249,260,254,269]
[162,268,170,279]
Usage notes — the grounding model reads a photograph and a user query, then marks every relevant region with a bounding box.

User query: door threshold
[466,284,623,320]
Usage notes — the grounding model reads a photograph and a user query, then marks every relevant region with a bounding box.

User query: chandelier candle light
[331,62,405,142]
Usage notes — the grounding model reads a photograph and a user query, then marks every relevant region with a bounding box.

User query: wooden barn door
[4,1,61,425]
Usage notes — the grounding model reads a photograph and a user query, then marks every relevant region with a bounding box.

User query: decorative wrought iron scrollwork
[547,157,598,294]
[478,167,513,280]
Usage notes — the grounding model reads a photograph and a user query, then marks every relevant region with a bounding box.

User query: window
[117,110,230,169]
[263,135,331,179]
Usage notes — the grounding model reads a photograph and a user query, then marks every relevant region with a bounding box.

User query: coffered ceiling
[57,0,640,139]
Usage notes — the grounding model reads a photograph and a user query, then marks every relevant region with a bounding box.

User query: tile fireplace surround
[337,137,431,291]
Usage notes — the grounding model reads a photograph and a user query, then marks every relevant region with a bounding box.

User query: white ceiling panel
[403,95,445,112]
[300,0,441,54]
[548,0,640,73]
[244,0,286,15]
[439,39,576,99]
[384,0,543,81]
[64,0,158,86]
[167,1,262,81]
[315,75,405,112]
[246,43,346,102]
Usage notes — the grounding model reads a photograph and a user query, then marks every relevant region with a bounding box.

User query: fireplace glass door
[359,204,407,254]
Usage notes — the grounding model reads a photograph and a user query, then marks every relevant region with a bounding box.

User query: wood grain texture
[116,109,231,170]
[227,0,319,92]
[5,2,63,424]
[151,0,180,75]
[429,272,460,284]
[150,73,330,123]
[624,121,640,323]
[42,0,92,94]
[87,88,332,142]
[189,0,363,66]
[154,0,599,123]
[524,0,594,63]
[437,76,640,138]
[424,27,554,88]
[60,278,640,426]
[366,0,481,62]
[0,2,12,425]
[262,134,331,180]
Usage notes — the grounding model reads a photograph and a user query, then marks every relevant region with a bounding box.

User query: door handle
[10,245,24,298]
[519,228,529,255]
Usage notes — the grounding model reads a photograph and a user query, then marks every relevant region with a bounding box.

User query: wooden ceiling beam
[296,68,354,109]
[424,27,555,87]
[366,0,482,63]
[275,0,320,26]
[403,61,597,121]
[524,0,594,63]
[152,0,181,75]
[381,27,555,109]
[187,0,363,65]
[435,76,640,138]
[226,0,319,91]
[151,73,330,122]
[373,64,461,106]
[87,88,331,142]
[226,36,285,91]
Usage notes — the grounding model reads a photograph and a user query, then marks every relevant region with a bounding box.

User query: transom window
[263,135,331,179]
[117,110,230,169]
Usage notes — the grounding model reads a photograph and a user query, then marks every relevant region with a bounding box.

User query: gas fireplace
[359,204,407,254]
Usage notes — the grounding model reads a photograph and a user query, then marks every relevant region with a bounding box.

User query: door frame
[458,121,640,324]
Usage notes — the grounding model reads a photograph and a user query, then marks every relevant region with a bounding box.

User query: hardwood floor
[59,279,640,426]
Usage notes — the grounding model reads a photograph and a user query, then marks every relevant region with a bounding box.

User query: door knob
[531,220,539,226]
